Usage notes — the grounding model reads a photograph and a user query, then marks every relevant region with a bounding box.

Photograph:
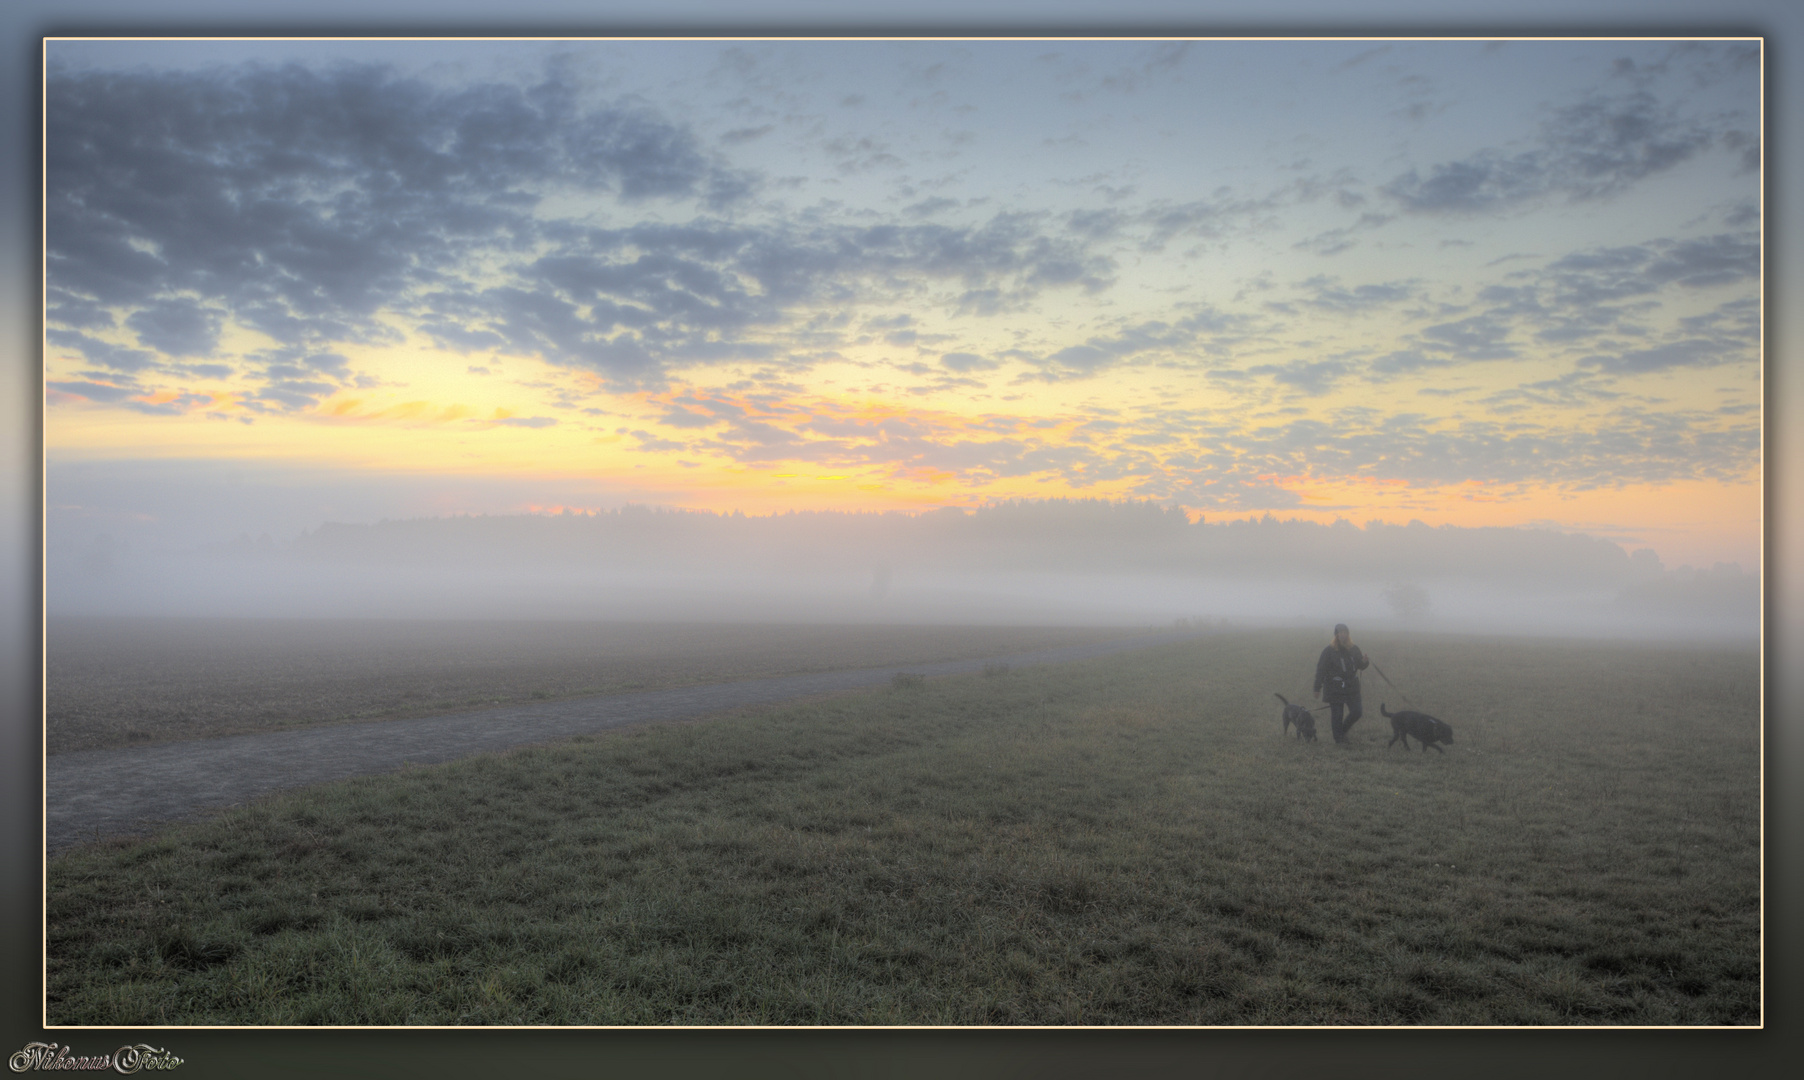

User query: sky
[43,37,1762,569]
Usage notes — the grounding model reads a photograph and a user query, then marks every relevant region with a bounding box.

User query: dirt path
[45,629,1198,855]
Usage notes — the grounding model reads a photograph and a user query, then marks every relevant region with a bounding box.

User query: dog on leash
[1275,694,1317,742]
[1381,703,1453,752]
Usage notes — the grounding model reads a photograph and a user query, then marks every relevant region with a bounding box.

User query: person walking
[1314,622,1369,744]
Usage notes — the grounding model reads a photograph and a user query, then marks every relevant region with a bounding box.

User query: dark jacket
[1314,643,1368,702]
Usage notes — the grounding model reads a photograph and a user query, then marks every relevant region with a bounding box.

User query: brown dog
[1381,703,1453,752]
[1275,694,1317,742]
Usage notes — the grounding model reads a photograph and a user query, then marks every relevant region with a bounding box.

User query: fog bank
[46,501,1757,642]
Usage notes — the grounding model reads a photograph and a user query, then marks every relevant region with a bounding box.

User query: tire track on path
[47,629,1200,855]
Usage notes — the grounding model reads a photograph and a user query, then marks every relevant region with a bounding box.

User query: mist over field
[46,498,1756,640]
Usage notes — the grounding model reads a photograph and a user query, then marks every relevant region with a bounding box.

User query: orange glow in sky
[43,39,1762,573]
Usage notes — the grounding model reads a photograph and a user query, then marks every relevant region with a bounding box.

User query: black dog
[1275,694,1317,742]
[1381,703,1453,753]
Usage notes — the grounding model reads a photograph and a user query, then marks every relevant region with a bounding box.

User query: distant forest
[229,499,1740,595]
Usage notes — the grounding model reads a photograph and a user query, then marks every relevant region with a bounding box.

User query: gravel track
[46,630,1198,855]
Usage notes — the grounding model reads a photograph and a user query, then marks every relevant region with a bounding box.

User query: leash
[1368,661,1418,709]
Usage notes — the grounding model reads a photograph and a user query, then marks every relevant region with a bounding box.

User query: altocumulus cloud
[47,60,748,400]
[1322,228,1758,383]
[940,352,998,372]
[48,61,742,312]
[411,213,1113,388]
[1295,275,1418,315]
[1017,306,1257,381]
[1462,231,1758,374]
[1130,405,1757,506]
[48,60,1121,400]
[1382,90,1722,214]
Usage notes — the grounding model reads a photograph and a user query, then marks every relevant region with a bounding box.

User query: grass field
[45,618,1137,754]
[44,627,1761,1026]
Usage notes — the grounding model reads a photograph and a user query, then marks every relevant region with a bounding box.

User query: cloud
[46,380,141,404]
[646,372,1707,498]
[628,395,1126,489]
[1677,297,1759,342]
[1336,45,1391,71]
[1098,41,1193,94]
[47,59,751,405]
[1147,406,1756,497]
[824,134,904,172]
[299,352,352,377]
[1607,41,1759,94]
[1291,212,1396,256]
[1017,307,1257,381]
[1634,233,1760,290]
[46,288,116,331]
[409,212,1114,387]
[1416,312,1520,361]
[1328,227,1754,381]
[1535,91,1717,197]
[1539,233,1757,307]
[1399,232,1761,368]
[254,379,339,411]
[905,196,960,218]
[720,124,775,145]
[658,395,739,428]
[1282,406,1726,490]
[940,352,998,372]
[1243,359,1359,396]
[623,429,688,452]
[1478,371,1623,412]
[1036,42,1192,103]
[40,44,1758,513]
[123,298,225,357]
[1065,208,1124,239]
[1382,91,1718,214]
[123,393,215,417]
[1574,338,1741,374]
[1720,130,1759,174]
[1294,275,1417,314]
[1368,349,1454,377]
[1134,193,1276,250]
[46,329,156,373]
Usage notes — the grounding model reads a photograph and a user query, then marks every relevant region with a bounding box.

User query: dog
[1381,702,1453,752]
[1275,693,1317,742]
